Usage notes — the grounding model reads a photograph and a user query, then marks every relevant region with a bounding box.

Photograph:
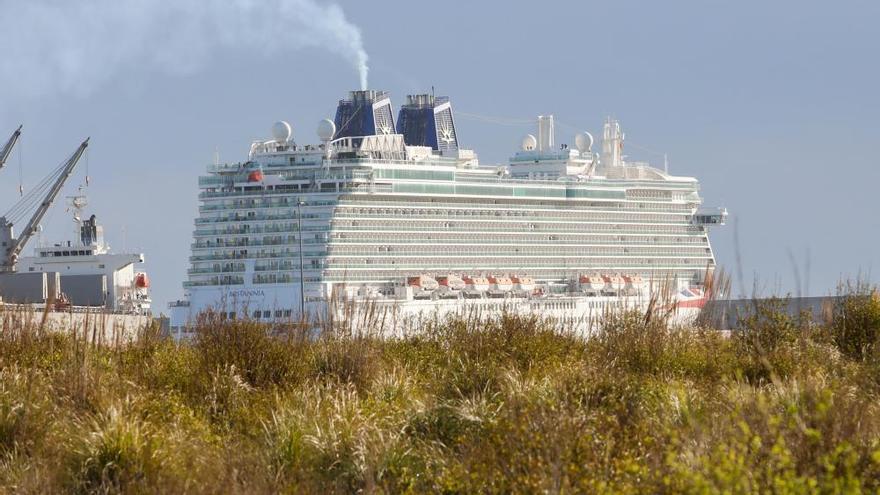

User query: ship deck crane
[1,138,89,272]
[0,125,22,173]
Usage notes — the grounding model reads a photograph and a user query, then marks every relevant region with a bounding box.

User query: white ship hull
[170,280,707,338]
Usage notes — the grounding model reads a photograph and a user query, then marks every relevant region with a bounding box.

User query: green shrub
[65,403,163,493]
[193,316,305,388]
[1,297,879,492]
[829,284,880,361]
[0,367,50,455]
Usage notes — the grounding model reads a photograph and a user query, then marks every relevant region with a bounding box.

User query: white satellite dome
[317,118,336,141]
[574,132,594,152]
[521,134,537,151]
[272,121,292,143]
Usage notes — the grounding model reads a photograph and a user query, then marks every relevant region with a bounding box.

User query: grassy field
[1,290,880,493]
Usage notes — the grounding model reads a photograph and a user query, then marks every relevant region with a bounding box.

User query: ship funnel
[601,118,624,168]
[396,94,459,153]
[537,115,555,151]
[80,214,104,247]
[333,90,395,140]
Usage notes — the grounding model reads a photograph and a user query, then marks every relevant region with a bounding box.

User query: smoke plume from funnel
[2,0,370,100]
[359,63,369,91]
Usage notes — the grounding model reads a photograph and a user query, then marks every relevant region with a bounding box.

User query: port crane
[1,137,89,273]
[0,125,22,173]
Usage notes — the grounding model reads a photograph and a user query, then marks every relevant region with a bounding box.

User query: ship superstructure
[16,191,152,315]
[170,90,725,334]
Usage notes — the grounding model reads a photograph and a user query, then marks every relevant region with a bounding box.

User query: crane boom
[1,138,89,271]
[0,125,22,173]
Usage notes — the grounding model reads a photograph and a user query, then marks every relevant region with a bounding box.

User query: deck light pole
[297,198,306,319]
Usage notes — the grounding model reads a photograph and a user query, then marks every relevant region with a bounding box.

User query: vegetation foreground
[2,293,880,493]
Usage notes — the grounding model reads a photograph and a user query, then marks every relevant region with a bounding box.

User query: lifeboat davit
[135,273,150,289]
[579,274,605,291]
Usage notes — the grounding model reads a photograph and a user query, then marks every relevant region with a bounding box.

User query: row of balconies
[327,235,708,246]
[333,207,692,223]
[321,256,712,269]
[326,246,712,257]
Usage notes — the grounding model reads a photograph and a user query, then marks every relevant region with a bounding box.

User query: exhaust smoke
[1,0,370,101]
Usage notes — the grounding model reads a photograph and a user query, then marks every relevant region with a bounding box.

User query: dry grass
[0,289,879,493]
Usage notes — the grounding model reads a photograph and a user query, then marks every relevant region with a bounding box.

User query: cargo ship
[0,129,151,334]
[13,191,152,315]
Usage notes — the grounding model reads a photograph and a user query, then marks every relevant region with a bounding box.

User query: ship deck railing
[334,198,698,213]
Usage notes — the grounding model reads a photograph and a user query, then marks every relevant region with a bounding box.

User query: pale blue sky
[2,0,878,312]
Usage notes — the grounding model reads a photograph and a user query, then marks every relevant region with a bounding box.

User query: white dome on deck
[272,121,292,142]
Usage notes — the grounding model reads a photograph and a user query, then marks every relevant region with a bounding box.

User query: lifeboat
[488,275,513,291]
[603,274,626,292]
[511,275,535,292]
[436,274,465,299]
[437,274,466,291]
[487,275,513,298]
[247,170,264,182]
[135,273,150,289]
[462,276,490,291]
[407,275,439,291]
[461,275,489,299]
[579,274,605,292]
[624,275,647,292]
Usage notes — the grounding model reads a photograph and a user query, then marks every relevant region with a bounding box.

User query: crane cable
[3,155,70,224]
[17,138,23,196]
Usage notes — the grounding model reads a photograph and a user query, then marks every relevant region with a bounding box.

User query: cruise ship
[169,90,726,335]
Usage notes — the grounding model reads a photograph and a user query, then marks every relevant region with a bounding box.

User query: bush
[829,283,880,361]
[0,304,879,492]
[193,316,305,389]
[65,403,163,493]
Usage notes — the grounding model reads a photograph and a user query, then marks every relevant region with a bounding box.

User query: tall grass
[1,288,880,493]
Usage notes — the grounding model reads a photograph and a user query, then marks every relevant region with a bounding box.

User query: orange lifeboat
[407,275,439,291]
[135,273,150,289]
[511,275,535,291]
[437,274,466,291]
[462,276,490,291]
[579,274,605,291]
[624,275,646,291]
[488,275,513,291]
[247,170,264,182]
[603,274,625,291]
